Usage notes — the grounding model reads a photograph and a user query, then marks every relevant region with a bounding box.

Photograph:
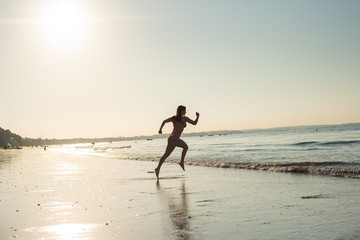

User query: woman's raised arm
[185,112,200,125]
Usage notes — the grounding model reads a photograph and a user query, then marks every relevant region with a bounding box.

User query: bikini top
[170,118,186,137]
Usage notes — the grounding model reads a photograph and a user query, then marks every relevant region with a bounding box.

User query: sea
[53,123,360,179]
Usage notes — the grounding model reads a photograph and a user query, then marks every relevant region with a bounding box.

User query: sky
[1,0,359,139]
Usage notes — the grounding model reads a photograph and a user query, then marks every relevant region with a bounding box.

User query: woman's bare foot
[179,162,185,171]
[155,168,160,179]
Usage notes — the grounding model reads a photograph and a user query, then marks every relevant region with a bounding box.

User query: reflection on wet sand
[156,180,192,240]
[0,150,17,167]
[26,223,99,240]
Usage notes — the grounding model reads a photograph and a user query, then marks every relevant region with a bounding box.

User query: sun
[37,1,92,52]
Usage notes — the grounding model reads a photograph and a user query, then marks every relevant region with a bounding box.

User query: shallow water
[52,123,360,178]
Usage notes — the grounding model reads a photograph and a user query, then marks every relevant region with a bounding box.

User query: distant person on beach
[155,105,200,179]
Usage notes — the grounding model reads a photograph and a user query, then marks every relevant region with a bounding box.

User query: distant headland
[0,127,22,149]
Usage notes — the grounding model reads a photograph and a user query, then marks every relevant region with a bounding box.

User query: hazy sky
[1,0,359,139]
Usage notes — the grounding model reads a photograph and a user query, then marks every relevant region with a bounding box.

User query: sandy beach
[1,148,360,240]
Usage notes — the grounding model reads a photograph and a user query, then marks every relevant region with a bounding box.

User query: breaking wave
[113,154,360,179]
[186,160,360,179]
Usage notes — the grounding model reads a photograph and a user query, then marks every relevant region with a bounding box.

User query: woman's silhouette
[155,105,199,179]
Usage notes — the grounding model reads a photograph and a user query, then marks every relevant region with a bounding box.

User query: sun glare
[37,1,92,52]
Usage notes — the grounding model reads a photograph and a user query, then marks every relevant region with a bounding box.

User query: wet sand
[1,148,360,240]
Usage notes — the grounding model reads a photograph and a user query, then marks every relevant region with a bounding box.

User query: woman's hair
[173,105,186,122]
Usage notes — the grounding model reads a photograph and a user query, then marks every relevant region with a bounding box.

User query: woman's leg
[155,140,175,178]
[175,138,188,171]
